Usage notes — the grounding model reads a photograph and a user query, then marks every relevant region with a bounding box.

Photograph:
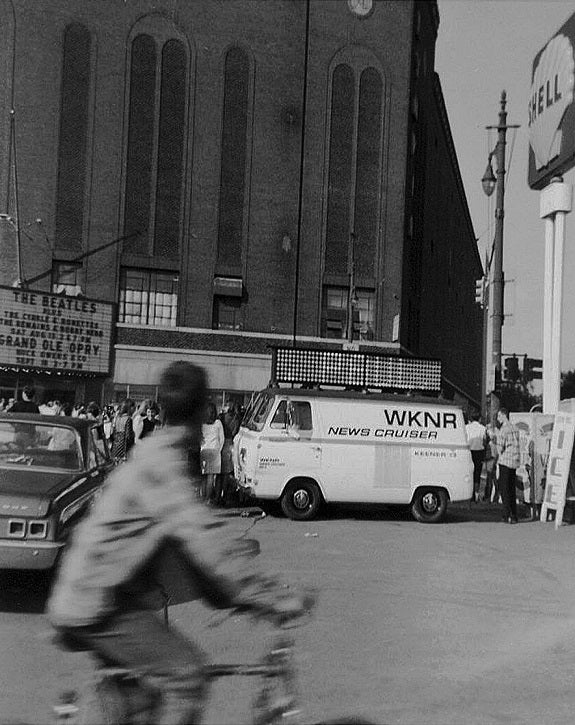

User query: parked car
[0,413,113,570]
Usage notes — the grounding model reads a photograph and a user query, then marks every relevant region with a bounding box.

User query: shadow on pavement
[446,501,552,524]
[0,569,52,614]
[265,500,551,526]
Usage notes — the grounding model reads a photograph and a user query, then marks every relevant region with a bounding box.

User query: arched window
[55,24,91,251]
[216,47,250,269]
[123,34,187,260]
[322,59,384,341]
[324,62,383,276]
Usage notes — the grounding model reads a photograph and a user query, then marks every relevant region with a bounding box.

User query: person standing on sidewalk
[8,385,40,413]
[496,407,521,524]
[484,424,499,503]
[466,410,487,502]
[200,402,224,502]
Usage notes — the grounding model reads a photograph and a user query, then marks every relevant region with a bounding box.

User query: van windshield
[243,393,275,431]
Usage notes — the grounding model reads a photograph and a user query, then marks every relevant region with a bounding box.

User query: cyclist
[48,360,305,725]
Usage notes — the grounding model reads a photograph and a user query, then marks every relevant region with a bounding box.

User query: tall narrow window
[123,34,187,259]
[325,64,354,276]
[217,47,250,269]
[55,24,91,251]
[124,35,156,253]
[154,40,186,259]
[354,69,382,277]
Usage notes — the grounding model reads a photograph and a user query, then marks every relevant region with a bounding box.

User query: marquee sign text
[0,287,114,374]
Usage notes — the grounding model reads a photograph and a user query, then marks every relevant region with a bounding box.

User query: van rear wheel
[411,488,448,523]
[281,480,322,521]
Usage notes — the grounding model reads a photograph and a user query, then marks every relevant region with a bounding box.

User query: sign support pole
[539,177,572,415]
[543,216,554,413]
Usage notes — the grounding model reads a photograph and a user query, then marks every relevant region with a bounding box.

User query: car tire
[411,487,448,523]
[280,479,322,521]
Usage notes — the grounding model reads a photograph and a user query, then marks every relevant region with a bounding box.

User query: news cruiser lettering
[327,410,458,441]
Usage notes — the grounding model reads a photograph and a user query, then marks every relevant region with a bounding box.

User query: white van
[234,388,473,523]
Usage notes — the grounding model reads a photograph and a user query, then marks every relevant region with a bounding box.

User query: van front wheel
[281,480,322,521]
[411,488,448,523]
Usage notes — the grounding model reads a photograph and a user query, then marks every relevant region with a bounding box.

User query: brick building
[0,0,483,409]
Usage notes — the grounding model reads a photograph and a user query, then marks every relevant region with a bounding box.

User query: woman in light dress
[200,402,224,502]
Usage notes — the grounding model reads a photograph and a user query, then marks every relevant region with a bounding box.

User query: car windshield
[0,420,82,471]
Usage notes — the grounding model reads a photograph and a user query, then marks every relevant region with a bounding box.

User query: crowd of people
[465,406,522,524]
[1,385,247,508]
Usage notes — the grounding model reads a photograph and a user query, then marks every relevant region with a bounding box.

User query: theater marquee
[0,286,114,374]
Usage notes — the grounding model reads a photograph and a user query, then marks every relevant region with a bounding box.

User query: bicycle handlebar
[207,586,317,630]
[237,587,317,628]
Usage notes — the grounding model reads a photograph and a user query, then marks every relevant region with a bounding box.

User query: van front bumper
[0,539,65,570]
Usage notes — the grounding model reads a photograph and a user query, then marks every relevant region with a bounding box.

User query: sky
[435,0,575,371]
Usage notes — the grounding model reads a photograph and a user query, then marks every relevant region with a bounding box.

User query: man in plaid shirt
[496,407,521,524]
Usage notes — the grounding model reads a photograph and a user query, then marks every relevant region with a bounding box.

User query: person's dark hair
[87,401,100,417]
[61,402,73,416]
[158,361,207,426]
[22,385,35,400]
[118,399,134,416]
[498,406,509,418]
[470,409,481,422]
[204,401,217,425]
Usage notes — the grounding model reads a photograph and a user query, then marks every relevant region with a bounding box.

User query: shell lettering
[528,34,575,170]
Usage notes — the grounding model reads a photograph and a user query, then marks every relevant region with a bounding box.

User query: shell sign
[528,13,575,189]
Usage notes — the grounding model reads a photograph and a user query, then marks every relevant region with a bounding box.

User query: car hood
[0,468,80,517]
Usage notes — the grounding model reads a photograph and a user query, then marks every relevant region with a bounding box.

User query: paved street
[2,502,575,724]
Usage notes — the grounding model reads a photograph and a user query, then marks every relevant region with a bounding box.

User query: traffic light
[524,357,543,382]
[474,277,485,306]
[504,355,520,382]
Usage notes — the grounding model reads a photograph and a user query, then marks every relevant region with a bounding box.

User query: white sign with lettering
[528,34,575,170]
[540,412,575,528]
[0,286,114,374]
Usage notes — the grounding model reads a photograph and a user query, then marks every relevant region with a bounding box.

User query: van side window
[270,400,288,428]
[292,402,312,431]
[270,401,313,434]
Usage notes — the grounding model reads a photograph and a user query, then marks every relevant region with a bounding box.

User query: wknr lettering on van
[383,409,457,428]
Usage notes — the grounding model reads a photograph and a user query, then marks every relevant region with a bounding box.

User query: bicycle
[52,512,374,724]
[53,626,303,724]
[53,592,375,725]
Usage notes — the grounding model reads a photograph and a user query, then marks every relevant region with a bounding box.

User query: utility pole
[347,232,357,343]
[490,91,507,387]
[482,91,519,412]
